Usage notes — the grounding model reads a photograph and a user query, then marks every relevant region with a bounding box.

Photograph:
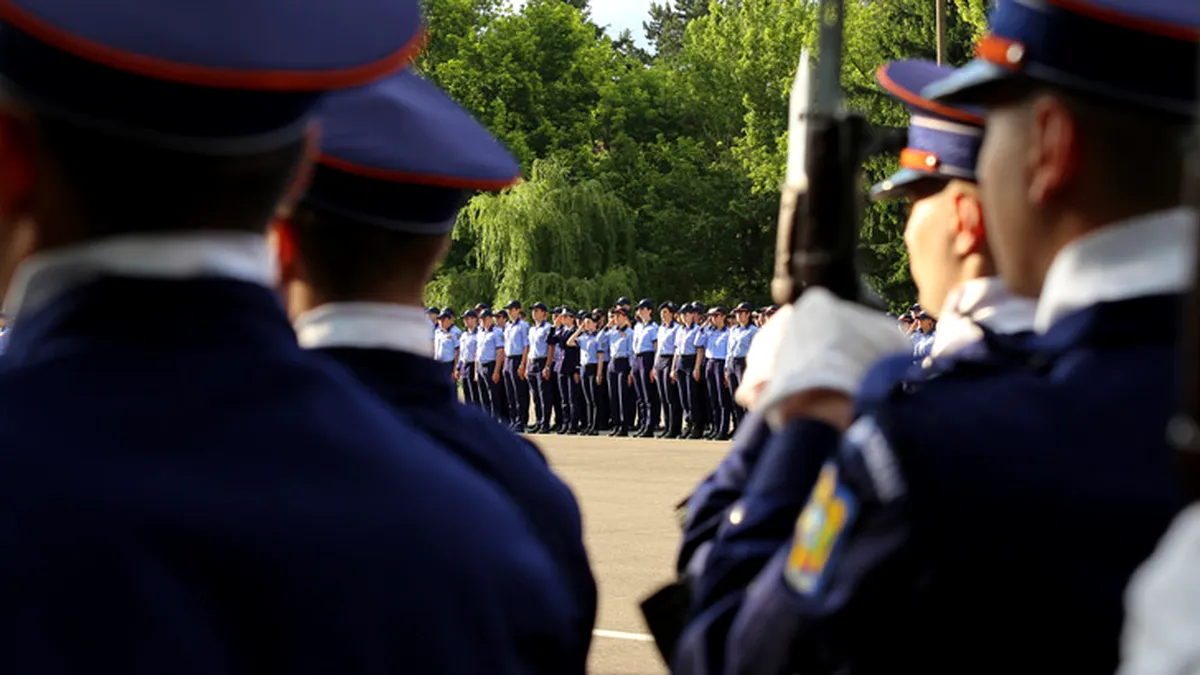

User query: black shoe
[685,428,705,440]
[714,432,732,441]
[662,431,681,440]
[613,428,629,438]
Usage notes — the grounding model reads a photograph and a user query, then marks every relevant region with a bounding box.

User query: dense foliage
[419,0,991,312]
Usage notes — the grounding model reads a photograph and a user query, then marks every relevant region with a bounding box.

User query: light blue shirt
[596,329,611,357]
[607,325,633,359]
[632,321,658,355]
[458,328,477,364]
[727,323,758,358]
[913,331,935,363]
[657,323,679,357]
[433,326,459,363]
[675,324,702,357]
[477,325,501,363]
[528,320,553,359]
[703,327,729,360]
[579,331,601,367]
[504,318,529,356]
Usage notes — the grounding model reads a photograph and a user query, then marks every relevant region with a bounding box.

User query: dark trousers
[607,357,634,432]
[676,355,705,431]
[705,358,732,436]
[477,361,502,421]
[581,364,601,430]
[556,369,583,431]
[595,363,611,430]
[655,355,682,436]
[459,362,478,406]
[503,356,528,428]
[550,366,563,429]
[631,352,659,432]
[728,356,748,429]
[528,357,553,430]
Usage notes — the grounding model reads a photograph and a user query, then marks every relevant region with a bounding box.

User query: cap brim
[869,168,949,201]
[920,59,1015,106]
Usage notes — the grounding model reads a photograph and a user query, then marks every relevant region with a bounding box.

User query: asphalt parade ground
[537,434,732,675]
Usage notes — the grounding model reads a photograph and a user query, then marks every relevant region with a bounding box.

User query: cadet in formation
[669,55,1038,612]
[673,1,1195,672]
[655,301,684,438]
[276,68,598,672]
[0,1,585,672]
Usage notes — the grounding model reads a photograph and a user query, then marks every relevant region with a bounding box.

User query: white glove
[734,303,794,409]
[756,287,912,430]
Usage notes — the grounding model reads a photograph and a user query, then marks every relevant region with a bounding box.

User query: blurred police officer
[0,3,587,672]
[503,300,531,432]
[476,308,506,420]
[275,69,597,672]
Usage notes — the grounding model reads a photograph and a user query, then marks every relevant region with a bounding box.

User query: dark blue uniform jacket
[0,277,576,675]
[674,295,1185,675]
[316,345,598,673]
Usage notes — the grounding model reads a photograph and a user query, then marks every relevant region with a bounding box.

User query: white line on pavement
[593,629,655,642]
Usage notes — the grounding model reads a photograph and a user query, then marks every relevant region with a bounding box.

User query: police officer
[673,303,708,439]
[606,306,635,437]
[871,61,1037,366]
[675,0,1196,671]
[433,308,460,379]
[427,306,440,341]
[476,308,505,420]
[654,301,684,439]
[524,302,555,433]
[457,309,480,405]
[568,311,604,435]
[699,306,733,441]
[275,69,598,671]
[595,308,615,431]
[631,298,660,437]
[503,300,531,432]
[0,4,582,671]
[726,302,758,432]
[552,307,583,434]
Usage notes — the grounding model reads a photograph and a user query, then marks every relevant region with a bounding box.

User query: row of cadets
[0,1,590,673]
[671,0,1196,672]
[280,68,598,670]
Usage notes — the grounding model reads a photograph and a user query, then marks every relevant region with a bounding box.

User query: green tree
[426,158,640,311]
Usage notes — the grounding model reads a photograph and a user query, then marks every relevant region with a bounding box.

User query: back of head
[922,0,1198,296]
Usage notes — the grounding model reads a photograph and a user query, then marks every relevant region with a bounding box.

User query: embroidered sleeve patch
[784,462,859,596]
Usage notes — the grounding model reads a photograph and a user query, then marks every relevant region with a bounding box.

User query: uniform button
[1006,44,1024,64]
[728,503,745,526]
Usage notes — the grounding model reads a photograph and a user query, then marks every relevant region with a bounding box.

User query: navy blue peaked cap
[871,60,986,201]
[0,0,425,153]
[302,69,521,235]
[922,0,1199,116]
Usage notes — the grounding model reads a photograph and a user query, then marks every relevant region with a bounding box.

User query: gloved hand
[734,303,794,409]
[755,287,912,430]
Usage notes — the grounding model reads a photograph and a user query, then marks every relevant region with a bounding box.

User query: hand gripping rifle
[1169,62,1200,501]
[638,0,904,664]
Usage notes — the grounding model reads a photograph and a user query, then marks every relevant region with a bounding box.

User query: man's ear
[0,111,38,224]
[1027,94,1079,205]
[952,189,985,257]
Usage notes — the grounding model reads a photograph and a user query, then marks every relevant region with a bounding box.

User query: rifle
[771,1,905,306]
[1170,64,1200,501]
[639,0,905,664]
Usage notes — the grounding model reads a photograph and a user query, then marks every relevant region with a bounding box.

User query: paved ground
[536,434,731,675]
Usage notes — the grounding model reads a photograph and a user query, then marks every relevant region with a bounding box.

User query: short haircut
[36,115,308,237]
[289,203,448,301]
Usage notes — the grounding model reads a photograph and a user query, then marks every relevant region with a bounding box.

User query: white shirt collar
[1035,207,1196,333]
[5,231,275,322]
[931,276,1037,359]
[294,302,433,357]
